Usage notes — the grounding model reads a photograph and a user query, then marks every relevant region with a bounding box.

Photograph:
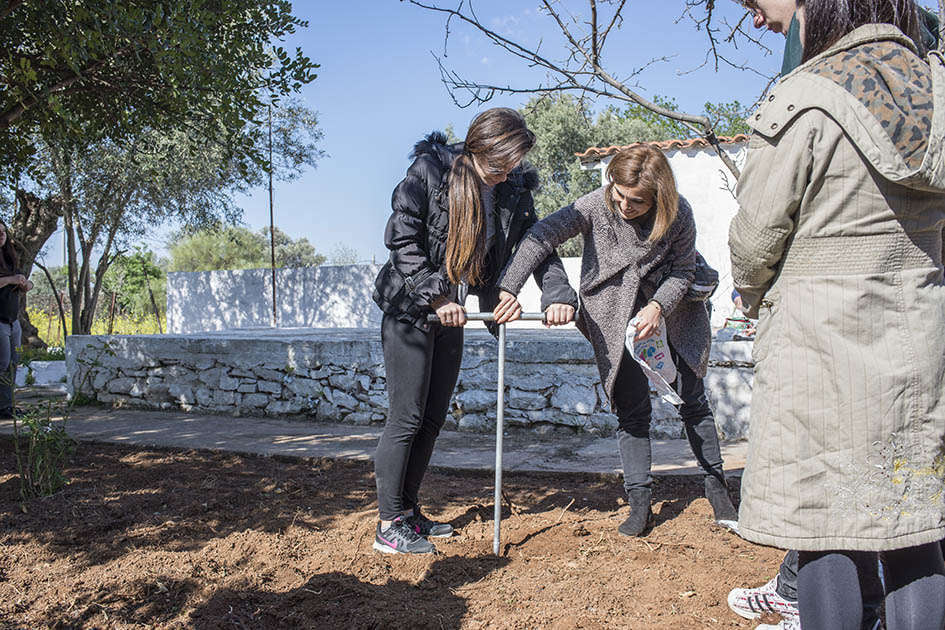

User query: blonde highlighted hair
[604,145,678,242]
[446,108,535,285]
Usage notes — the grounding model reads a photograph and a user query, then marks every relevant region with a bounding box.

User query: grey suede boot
[618,488,652,537]
[705,475,738,524]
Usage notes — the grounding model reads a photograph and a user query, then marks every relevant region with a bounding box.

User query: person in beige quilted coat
[729,1,945,628]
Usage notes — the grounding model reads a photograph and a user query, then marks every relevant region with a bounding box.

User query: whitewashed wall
[165,262,581,333]
[166,265,384,333]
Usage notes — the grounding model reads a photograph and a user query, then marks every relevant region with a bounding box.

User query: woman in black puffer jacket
[371,108,577,555]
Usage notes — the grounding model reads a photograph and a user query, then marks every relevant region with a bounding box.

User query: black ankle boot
[705,475,738,524]
[618,488,652,537]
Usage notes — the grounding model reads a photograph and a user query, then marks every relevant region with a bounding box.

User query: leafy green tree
[1,0,318,178]
[2,1,322,340]
[617,96,751,139]
[168,226,324,272]
[23,100,323,335]
[101,249,166,322]
[28,264,69,307]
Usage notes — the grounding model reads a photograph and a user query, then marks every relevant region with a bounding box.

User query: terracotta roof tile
[576,134,750,163]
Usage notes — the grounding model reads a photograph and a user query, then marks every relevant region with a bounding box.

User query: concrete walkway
[0,390,747,477]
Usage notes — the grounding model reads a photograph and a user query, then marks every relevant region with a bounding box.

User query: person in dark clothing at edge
[727,2,945,630]
[0,220,32,419]
[371,107,577,555]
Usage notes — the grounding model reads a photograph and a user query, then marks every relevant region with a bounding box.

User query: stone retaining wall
[66,329,753,439]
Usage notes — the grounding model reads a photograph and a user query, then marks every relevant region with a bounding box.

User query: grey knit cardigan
[497,188,710,405]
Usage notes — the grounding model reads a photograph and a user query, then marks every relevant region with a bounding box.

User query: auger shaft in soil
[427,312,547,556]
[494,322,505,556]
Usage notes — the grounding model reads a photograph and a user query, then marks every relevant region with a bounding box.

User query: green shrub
[18,345,65,366]
[13,403,74,500]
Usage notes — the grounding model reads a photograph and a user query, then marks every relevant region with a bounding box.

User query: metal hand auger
[428,312,549,556]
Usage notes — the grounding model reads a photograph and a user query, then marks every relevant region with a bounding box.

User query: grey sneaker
[406,507,453,538]
[373,516,436,555]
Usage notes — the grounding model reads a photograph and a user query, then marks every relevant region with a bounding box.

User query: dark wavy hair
[0,220,18,274]
[800,0,925,62]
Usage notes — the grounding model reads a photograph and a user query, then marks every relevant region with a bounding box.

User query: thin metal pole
[268,103,277,327]
[494,322,506,556]
[424,311,549,558]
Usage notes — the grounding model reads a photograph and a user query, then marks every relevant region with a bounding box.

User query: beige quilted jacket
[730,24,945,551]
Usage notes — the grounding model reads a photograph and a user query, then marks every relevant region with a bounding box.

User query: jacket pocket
[751,296,780,364]
[374,263,408,312]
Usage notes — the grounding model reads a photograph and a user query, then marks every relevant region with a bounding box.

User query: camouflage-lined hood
[750,24,945,192]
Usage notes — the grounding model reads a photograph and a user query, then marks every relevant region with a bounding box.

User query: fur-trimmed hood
[410,131,540,192]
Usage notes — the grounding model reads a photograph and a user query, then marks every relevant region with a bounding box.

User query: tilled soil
[0,437,783,629]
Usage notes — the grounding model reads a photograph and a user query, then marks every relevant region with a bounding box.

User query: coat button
[787,104,795,111]
[768,94,776,101]
[755,113,762,120]
[771,122,779,130]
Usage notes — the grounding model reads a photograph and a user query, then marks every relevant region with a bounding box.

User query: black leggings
[374,314,463,521]
[797,542,945,630]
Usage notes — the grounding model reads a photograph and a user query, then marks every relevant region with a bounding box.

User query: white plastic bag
[625,315,683,405]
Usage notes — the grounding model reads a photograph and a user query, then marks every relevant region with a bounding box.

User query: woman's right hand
[435,300,467,327]
[12,274,27,289]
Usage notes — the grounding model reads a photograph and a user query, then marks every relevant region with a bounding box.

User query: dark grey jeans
[0,320,20,411]
[374,314,463,521]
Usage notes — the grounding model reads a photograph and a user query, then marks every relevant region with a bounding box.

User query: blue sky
[41,1,788,267]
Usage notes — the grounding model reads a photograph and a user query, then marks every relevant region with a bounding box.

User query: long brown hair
[446,108,535,285]
[0,220,18,274]
[800,0,924,62]
[605,145,678,242]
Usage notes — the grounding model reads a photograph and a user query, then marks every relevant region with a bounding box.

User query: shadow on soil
[189,555,509,629]
[0,437,380,570]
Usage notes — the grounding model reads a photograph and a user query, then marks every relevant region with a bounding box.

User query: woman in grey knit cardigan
[496,145,738,536]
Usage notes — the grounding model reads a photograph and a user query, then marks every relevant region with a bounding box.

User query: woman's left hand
[544,303,575,327]
[493,290,522,324]
[633,301,662,341]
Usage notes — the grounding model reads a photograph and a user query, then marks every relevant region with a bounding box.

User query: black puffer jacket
[373,131,577,332]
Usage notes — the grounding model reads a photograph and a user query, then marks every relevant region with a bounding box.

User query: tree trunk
[939,2,945,53]
[11,190,64,347]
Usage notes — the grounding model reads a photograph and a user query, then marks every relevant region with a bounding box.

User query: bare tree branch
[0,0,25,22]
[409,0,745,178]
[939,1,945,53]
[598,0,627,52]
[589,0,599,65]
